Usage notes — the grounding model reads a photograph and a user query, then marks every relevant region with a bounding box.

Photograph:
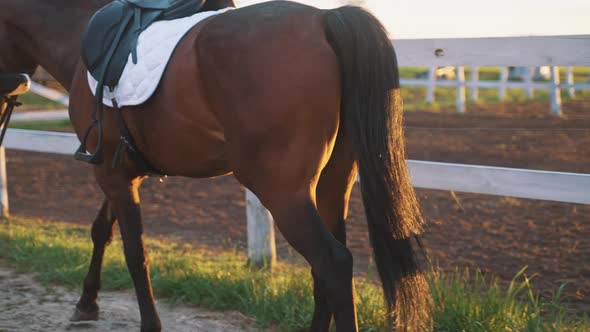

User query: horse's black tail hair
[324,7,431,331]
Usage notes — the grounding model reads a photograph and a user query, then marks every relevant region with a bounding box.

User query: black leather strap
[0,96,20,146]
[111,99,165,176]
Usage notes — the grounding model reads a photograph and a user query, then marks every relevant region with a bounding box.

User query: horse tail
[324,7,431,330]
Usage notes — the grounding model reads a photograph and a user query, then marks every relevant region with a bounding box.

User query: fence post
[499,67,509,101]
[0,147,8,218]
[456,66,466,113]
[245,189,276,268]
[525,67,534,99]
[566,66,575,98]
[550,66,562,116]
[469,66,479,102]
[426,67,436,104]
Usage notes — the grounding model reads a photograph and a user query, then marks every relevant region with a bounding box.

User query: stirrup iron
[75,120,104,164]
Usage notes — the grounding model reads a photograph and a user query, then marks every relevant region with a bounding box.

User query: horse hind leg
[261,188,358,331]
[71,198,117,321]
[251,134,358,331]
[310,215,347,331]
[311,126,358,331]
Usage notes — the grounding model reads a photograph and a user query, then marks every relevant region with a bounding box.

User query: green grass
[400,86,590,112]
[17,93,64,110]
[0,217,588,331]
[429,268,587,332]
[9,119,72,131]
[399,67,590,82]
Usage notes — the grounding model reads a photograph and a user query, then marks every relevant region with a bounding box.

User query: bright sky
[235,0,590,39]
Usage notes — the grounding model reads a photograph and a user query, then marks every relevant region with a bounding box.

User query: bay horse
[0,0,430,330]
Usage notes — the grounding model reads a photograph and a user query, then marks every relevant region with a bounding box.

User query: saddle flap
[81,1,130,78]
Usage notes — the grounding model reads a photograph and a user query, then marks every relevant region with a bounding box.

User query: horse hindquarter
[197,3,342,199]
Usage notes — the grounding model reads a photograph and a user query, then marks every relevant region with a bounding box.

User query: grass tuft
[9,119,72,131]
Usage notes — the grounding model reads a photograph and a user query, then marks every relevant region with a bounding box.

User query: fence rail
[409,160,590,205]
[29,82,69,106]
[400,66,590,115]
[5,129,587,205]
[394,35,590,67]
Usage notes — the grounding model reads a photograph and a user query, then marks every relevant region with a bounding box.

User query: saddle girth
[111,100,164,175]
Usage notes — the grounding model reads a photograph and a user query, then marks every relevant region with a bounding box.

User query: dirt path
[0,267,259,332]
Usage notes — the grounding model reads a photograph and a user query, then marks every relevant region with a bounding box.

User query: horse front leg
[95,167,161,332]
[71,198,117,321]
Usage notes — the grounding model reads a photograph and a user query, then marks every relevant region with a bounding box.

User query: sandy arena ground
[0,266,261,332]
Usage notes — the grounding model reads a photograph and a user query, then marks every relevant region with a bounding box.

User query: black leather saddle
[76,0,206,168]
[82,0,206,90]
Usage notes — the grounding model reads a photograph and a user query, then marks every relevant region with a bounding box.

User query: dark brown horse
[0,0,430,330]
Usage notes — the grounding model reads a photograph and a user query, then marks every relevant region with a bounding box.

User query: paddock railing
[395,35,590,115]
[3,34,590,267]
[401,66,590,115]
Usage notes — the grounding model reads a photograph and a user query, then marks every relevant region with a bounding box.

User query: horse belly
[130,99,231,178]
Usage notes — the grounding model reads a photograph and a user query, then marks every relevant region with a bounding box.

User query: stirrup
[74,147,104,164]
[74,120,104,164]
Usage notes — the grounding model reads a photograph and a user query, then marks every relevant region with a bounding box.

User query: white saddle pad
[87,7,233,108]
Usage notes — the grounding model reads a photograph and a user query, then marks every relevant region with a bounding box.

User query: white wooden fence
[395,35,590,115]
[4,34,590,267]
[402,66,589,115]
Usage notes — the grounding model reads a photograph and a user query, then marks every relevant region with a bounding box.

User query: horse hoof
[141,324,162,332]
[70,307,99,321]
